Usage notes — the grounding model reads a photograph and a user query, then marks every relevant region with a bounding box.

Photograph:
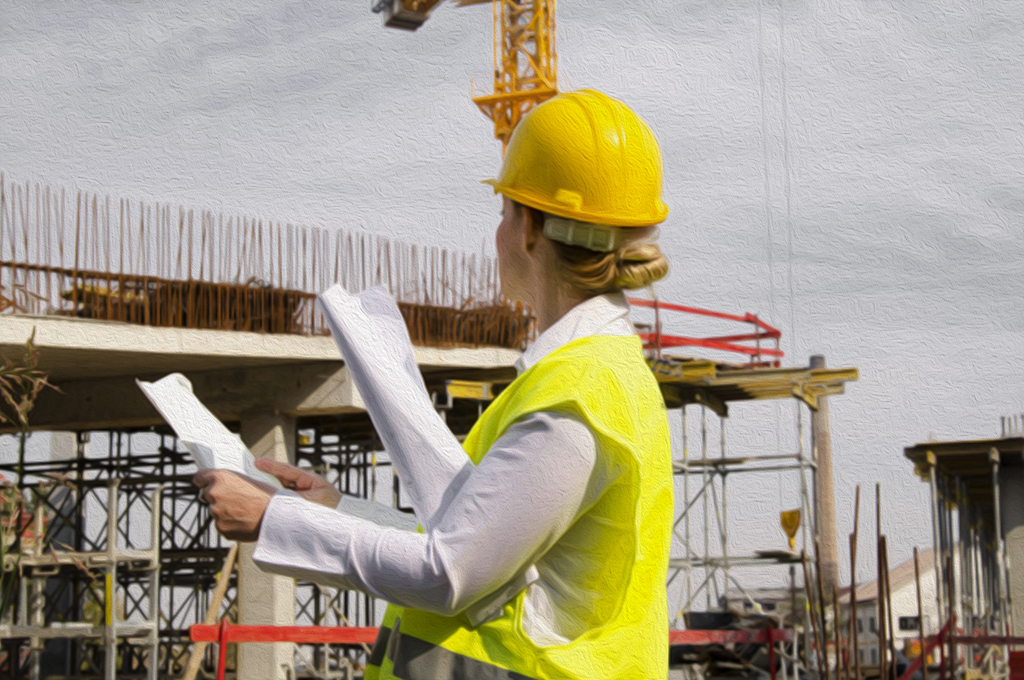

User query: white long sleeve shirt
[253,289,636,639]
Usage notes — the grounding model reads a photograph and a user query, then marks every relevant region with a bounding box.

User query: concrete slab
[0,315,521,431]
[0,314,521,382]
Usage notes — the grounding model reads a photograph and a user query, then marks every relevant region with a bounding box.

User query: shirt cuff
[254,492,352,575]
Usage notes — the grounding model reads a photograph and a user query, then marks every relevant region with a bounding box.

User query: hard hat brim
[480,179,668,228]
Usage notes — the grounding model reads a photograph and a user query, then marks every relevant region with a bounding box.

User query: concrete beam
[17,362,365,432]
[0,314,520,432]
[0,314,520,382]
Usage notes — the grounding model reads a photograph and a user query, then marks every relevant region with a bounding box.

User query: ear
[522,207,544,252]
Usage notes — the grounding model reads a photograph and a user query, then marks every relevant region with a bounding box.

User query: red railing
[895,616,1024,680]
[191,622,792,680]
[627,298,783,366]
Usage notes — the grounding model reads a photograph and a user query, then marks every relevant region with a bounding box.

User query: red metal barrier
[668,628,791,645]
[627,298,783,365]
[191,622,792,680]
[192,621,379,680]
[893,618,1024,680]
[1010,650,1024,680]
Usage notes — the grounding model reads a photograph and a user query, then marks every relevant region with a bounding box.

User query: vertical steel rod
[915,546,928,680]
[851,485,862,680]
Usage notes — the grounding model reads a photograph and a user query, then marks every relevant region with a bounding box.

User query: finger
[251,479,278,495]
[255,459,314,489]
[193,470,215,487]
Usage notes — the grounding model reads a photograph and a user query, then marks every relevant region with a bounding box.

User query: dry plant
[0,330,56,429]
[0,476,23,619]
[0,330,57,621]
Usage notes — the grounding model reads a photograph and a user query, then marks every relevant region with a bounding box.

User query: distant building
[841,549,939,666]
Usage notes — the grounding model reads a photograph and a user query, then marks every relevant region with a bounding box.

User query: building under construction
[898,418,1024,680]
[0,173,860,680]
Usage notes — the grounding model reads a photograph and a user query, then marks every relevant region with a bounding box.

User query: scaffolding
[635,297,857,678]
[0,396,493,679]
[670,401,811,618]
[0,430,234,679]
[904,435,1022,679]
[1,480,161,680]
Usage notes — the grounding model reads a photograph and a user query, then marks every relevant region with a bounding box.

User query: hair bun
[613,243,669,289]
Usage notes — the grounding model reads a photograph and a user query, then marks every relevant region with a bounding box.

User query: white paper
[316,284,473,530]
[136,373,282,488]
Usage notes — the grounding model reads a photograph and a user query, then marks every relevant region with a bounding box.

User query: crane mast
[375,0,558,150]
[462,0,557,150]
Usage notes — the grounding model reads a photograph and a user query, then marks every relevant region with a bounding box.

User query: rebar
[0,174,532,350]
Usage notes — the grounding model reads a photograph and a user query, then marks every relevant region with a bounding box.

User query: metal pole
[803,552,826,678]
[954,478,965,645]
[721,417,730,611]
[29,488,44,680]
[836,586,848,680]
[701,405,710,610]
[990,447,1010,637]
[217,619,229,680]
[683,407,692,623]
[790,564,797,660]
[929,452,945,618]
[105,479,119,680]
[770,628,778,680]
[851,485,862,680]
[947,555,956,680]
[915,547,928,680]
[147,486,163,680]
[877,486,887,680]
[815,539,832,680]
[797,398,815,674]
[882,538,896,679]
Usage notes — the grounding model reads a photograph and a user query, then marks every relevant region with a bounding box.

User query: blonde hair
[515,202,669,294]
[550,238,669,293]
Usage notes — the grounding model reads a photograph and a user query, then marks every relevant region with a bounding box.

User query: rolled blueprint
[137,373,282,488]
[316,284,473,530]
[316,284,539,624]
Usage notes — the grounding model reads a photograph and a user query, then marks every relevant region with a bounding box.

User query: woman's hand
[193,470,276,542]
[255,459,342,509]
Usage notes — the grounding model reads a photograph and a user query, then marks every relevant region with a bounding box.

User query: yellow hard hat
[483,89,669,227]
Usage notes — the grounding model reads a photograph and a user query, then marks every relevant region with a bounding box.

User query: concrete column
[999,461,1024,634]
[48,431,78,461]
[238,411,296,680]
[810,355,840,596]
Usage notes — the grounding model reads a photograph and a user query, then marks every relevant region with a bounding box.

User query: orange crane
[372,0,558,150]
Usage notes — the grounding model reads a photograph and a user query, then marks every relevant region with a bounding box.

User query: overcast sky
[2,0,1023,591]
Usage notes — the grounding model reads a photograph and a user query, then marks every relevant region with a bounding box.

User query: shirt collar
[515,292,635,374]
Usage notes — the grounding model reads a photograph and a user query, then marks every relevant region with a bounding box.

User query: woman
[195,89,674,679]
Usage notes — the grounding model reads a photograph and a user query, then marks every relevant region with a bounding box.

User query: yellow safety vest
[365,335,673,680]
